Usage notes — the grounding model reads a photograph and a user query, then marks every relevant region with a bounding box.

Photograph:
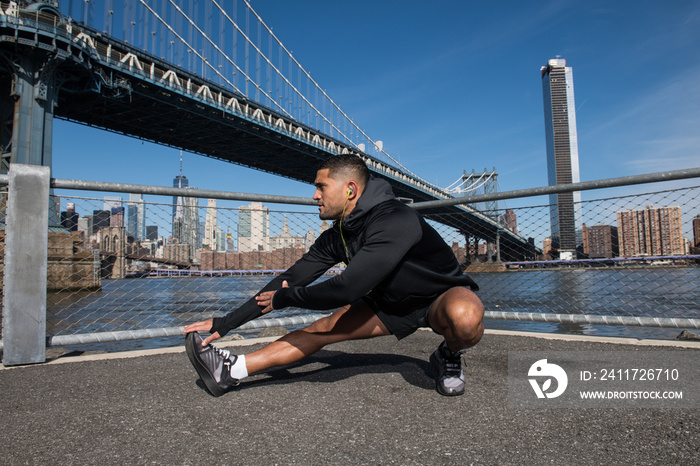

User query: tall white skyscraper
[541,57,583,260]
[173,188,200,260]
[204,199,218,250]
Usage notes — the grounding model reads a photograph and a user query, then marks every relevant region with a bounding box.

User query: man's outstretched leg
[186,300,390,396]
[427,287,484,396]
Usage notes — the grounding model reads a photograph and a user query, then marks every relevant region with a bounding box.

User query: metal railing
[1,166,699,363]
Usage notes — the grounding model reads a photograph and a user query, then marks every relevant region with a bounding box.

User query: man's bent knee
[429,287,484,350]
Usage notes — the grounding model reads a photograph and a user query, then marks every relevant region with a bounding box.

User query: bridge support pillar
[1,50,61,225]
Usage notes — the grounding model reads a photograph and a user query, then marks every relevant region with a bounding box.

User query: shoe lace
[212,346,240,385]
[209,344,231,361]
[441,346,463,377]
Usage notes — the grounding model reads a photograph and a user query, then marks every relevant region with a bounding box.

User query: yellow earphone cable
[339,189,351,262]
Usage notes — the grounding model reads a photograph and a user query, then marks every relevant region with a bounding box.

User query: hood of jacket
[334,177,395,232]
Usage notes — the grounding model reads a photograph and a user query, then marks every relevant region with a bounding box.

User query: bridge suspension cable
[236,0,422,180]
[444,171,495,195]
[148,0,427,182]
[60,0,437,189]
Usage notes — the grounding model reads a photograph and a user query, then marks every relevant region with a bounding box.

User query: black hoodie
[210,178,478,337]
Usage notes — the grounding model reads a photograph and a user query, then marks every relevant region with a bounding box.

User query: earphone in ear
[347,187,354,197]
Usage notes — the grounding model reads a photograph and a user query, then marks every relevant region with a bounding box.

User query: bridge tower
[0,2,65,173]
[0,2,65,224]
[457,168,502,263]
[99,226,126,280]
[460,168,500,220]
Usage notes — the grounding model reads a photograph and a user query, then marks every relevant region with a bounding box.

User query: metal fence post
[2,164,50,365]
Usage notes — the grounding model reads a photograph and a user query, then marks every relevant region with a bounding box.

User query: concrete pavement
[1,329,699,465]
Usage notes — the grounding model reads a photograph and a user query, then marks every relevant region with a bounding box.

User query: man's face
[313,168,348,220]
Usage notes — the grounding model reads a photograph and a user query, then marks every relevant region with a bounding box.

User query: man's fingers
[255,290,273,306]
[183,318,213,334]
[202,332,221,346]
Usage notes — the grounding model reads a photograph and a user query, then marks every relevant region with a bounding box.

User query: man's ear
[347,181,358,199]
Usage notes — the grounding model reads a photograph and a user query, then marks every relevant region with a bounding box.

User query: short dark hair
[318,154,370,187]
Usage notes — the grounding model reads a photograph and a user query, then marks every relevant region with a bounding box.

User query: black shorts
[363,296,436,340]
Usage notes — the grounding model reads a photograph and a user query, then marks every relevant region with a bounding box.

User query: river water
[46,267,700,352]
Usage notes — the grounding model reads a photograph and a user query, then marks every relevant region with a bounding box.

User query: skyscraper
[541,58,583,260]
[146,225,158,241]
[172,173,189,226]
[204,199,218,250]
[238,202,270,252]
[110,206,125,227]
[173,188,200,260]
[127,193,146,241]
[92,210,110,235]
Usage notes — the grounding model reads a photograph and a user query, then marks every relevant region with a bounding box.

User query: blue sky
[52,0,700,206]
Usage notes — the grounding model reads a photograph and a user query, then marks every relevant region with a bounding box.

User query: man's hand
[255,280,289,313]
[183,318,221,346]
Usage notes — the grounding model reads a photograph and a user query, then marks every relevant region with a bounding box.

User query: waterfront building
[541,58,583,260]
[238,202,270,252]
[269,216,305,250]
[617,205,683,257]
[582,224,619,258]
[164,242,190,264]
[693,215,700,251]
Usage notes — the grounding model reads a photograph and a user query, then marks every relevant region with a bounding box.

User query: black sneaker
[429,341,466,396]
[185,331,240,397]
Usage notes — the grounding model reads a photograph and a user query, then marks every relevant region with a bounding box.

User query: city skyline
[59,196,325,253]
[60,192,696,265]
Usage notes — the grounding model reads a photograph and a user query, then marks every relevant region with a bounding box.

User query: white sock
[229,354,249,380]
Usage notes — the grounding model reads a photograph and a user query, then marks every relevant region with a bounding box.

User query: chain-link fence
[424,183,700,339]
[1,173,699,354]
[44,194,331,342]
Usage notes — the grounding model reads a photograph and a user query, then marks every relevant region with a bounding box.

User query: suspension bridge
[0,0,536,260]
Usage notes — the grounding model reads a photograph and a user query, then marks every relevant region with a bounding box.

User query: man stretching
[184,154,484,397]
